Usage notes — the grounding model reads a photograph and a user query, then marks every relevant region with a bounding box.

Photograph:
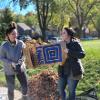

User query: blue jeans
[5,72,27,100]
[58,76,79,100]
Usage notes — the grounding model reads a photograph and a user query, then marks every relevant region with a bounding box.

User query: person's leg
[67,78,79,100]
[5,75,15,100]
[16,72,28,100]
[16,72,28,95]
[58,76,67,100]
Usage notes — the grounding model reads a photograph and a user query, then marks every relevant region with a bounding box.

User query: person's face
[8,29,18,42]
[61,29,70,41]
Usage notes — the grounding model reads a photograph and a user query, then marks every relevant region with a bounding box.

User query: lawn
[0,39,100,99]
[78,40,100,98]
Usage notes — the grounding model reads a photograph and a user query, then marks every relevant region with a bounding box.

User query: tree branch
[36,0,42,30]
[85,0,97,18]
[47,9,53,27]
[67,0,77,16]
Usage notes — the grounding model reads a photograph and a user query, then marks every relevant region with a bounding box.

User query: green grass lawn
[0,40,100,98]
[0,71,6,86]
[78,40,100,98]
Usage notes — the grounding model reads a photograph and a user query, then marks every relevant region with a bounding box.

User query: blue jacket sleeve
[0,45,13,65]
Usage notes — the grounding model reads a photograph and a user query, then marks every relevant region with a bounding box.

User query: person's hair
[5,21,17,36]
[64,27,75,37]
[64,27,77,40]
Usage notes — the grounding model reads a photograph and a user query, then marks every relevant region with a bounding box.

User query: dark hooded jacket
[58,39,85,77]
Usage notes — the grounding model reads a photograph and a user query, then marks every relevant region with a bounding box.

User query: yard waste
[28,70,61,100]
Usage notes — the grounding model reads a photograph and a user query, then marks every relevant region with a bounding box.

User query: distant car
[25,35,32,41]
[17,35,32,42]
[80,36,93,40]
[48,37,62,43]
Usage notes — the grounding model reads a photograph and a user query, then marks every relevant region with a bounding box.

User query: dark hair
[6,22,17,36]
[64,27,79,41]
[64,27,75,37]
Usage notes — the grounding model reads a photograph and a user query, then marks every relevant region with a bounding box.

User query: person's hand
[17,59,23,65]
[20,62,26,72]
[11,62,16,69]
[11,61,22,73]
[35,43,40,47]
[64,48,69,53]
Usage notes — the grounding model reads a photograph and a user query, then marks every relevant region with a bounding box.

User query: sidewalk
[0,87,22,100]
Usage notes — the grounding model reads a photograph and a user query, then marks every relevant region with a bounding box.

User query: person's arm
[17,41,26,64]
[68,42,85,59]
[0,46,13,65]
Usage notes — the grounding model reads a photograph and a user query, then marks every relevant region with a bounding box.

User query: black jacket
[58,39,85,77]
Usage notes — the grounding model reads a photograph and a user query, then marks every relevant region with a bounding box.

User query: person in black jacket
[58,27,85,100]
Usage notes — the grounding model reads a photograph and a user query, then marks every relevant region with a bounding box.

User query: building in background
[17,23,33,37]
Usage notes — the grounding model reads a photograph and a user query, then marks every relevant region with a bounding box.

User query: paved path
[0,87,22,100]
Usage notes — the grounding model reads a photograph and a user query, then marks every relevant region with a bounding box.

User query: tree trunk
[36,0,50,41]
[41,28,46,41]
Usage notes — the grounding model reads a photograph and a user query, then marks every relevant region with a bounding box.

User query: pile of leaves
[28,70,61,100]
[24,39,48,68]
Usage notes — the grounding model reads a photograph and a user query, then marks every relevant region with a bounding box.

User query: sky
[0,0,35,15]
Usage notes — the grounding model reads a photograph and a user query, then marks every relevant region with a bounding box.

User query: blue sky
[0,0,35,15]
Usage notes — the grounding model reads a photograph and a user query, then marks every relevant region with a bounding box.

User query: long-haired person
[58,27,85,100]
[0,22,28,100]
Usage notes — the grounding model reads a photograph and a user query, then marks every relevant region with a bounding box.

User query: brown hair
[6,22,17,36]
[64,27,75,37]
[64,27,78,40]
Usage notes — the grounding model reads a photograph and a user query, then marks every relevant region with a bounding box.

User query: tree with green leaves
[25,12,38,27]
[1,8,14,24]
[50,0,70,33]
[90,3,100,38]
[94,14,100,38]
[12,0,57,40]
[64,0,100,37]
[0,8,14,38]
[15,14,25,23]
